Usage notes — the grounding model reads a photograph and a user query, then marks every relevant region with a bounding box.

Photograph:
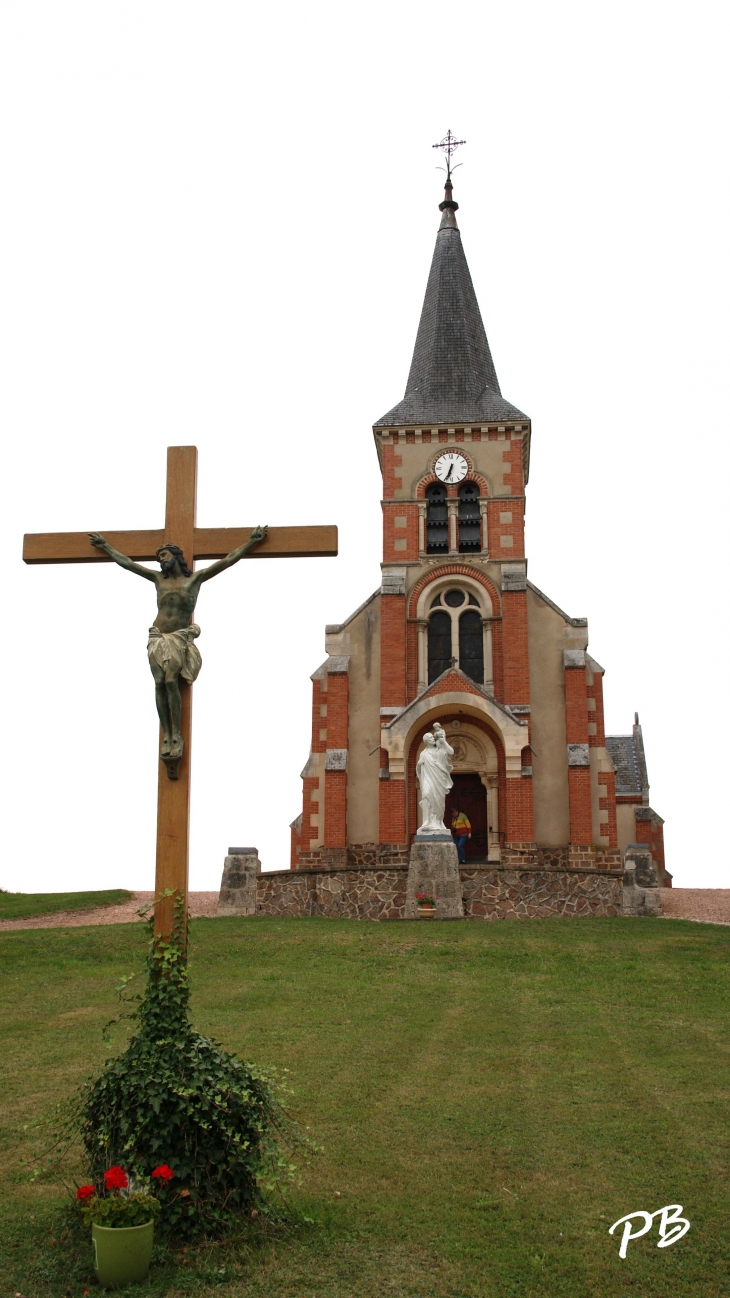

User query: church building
[284,172,668,916]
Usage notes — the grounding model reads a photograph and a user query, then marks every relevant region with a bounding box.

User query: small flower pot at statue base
[92,1220,154,1288]
[417,905,437,919]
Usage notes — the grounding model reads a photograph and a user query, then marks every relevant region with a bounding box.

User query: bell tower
[373,158,534,855]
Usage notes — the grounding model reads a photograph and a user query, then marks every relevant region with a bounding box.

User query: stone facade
[253,864,622,921]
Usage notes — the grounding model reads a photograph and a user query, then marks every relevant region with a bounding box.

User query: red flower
[104,1166,128,1191]
[76,1184,95,1201]
[151,1164,174,1182]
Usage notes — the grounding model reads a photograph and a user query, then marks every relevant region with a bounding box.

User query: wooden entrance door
[445,773,488,861]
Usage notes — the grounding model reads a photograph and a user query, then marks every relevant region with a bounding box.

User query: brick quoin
[379,778,406,843]
[598,771,618,849]
[567,768,593,845]
[290,818,301,868]
[487,497,525,558]
[322,670,349,849]
[587,669,607,747]
[491,618,505,701]
[501,441,524,496]
[324,770,347,848]
[503,773,534,844]
[564,660,592,844]
[502,590,530,704]
[564,662,589,744]
[380,594,407,707]
[381,443,403,497]
[406,619,420,702]
[296,775,320,860]
[311,676,326,753]
[325,671,349,748]
[382,501,418,562]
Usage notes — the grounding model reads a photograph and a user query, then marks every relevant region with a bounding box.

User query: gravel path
[659,888,730,926]
[0,891,220,932]
[2,887,730,931]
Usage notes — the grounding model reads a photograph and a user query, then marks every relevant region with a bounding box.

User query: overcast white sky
[1,1,728,893]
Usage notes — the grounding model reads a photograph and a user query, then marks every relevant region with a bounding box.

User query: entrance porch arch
[379,679,532,848]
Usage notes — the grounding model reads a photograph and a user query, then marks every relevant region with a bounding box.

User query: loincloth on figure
[147,623,202,683]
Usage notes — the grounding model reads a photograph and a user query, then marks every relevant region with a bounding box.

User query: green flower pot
[92,1220,154,1289]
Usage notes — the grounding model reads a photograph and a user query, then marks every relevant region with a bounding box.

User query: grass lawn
[0,889,132,921]
[1,915,729,1297]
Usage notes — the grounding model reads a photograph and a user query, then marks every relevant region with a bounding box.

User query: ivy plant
[76,905,303,1236]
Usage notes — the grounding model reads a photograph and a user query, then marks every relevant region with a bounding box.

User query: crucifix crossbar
[23,445,337,939]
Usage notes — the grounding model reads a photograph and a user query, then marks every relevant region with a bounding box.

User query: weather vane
[432,130,466,181]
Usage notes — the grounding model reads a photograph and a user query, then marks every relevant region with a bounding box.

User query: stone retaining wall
[460,868,621,919]
[256,868,408,920]
[255,864,622,921]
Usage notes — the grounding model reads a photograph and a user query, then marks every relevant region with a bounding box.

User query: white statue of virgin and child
[416,722,454,835]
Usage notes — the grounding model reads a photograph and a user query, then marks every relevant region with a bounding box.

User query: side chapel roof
[375,179,527,428]
[606,715,650,801]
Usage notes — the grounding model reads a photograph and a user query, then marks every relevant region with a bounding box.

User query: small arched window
[459,610,484,683]
[458,481,481,553]
[426,482,448,554]
[428,610,452,682]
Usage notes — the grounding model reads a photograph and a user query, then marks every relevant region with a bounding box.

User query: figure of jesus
[416,722,454,834]
[89,528,268,761]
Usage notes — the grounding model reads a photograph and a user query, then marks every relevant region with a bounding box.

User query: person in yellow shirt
[451,808,471,863]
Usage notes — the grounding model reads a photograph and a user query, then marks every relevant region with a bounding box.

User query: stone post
[217,847,261,916]
[621,845,662,916]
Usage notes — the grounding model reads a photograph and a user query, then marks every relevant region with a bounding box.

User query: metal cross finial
[432,130,466,180]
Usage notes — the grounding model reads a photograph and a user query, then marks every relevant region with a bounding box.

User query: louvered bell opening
[457,482,480,552]
[458,521,481,552]
[426,522,448,552]
[458,482,481,553]
[426,482,449,553]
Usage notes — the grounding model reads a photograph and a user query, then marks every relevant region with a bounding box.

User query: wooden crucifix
[24,445,337,940]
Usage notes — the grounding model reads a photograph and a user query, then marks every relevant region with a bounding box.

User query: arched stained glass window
[428,610,452,683]
[458,481,481,553]
[426,482,448,554]
[459,610,484,683]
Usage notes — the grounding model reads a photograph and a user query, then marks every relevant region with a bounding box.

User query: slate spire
[375,179,526,426]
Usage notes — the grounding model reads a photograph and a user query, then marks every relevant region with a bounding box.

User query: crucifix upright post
[155,445,196,941]
[23,445,337,941]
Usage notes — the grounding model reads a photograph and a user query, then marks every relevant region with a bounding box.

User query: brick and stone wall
[255,863,622,921]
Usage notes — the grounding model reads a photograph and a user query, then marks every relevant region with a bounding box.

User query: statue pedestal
[406,833,464,920]
[217,847,260,917]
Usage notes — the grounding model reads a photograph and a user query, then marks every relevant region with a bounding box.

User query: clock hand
[445,463,454,481]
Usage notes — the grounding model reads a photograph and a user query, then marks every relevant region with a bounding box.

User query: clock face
[434,452,468,484]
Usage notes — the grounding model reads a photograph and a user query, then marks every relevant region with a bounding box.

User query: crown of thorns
[156,543,192,576]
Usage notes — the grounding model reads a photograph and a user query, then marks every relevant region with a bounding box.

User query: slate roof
[605,736,643,796]
[606,719,650,798]
[375,185,527,428]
